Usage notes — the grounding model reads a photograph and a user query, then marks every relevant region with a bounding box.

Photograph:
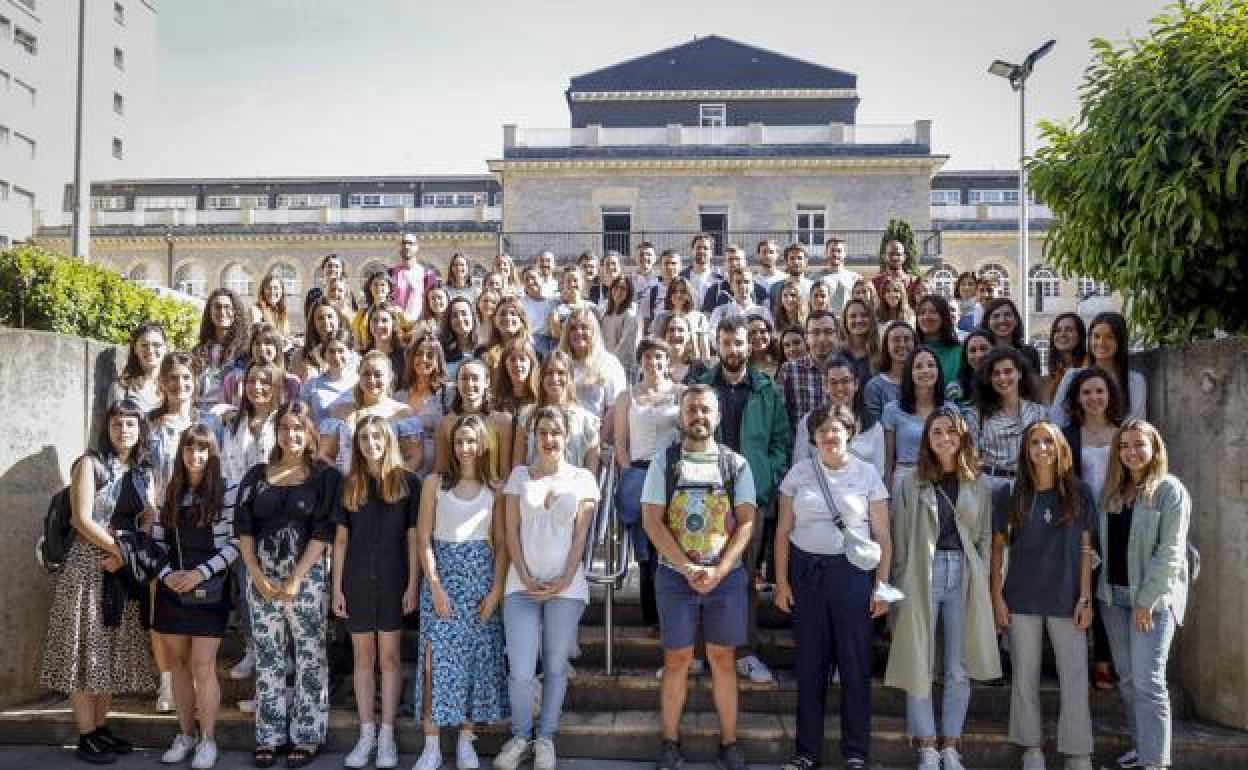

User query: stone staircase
[2,578,1246,769]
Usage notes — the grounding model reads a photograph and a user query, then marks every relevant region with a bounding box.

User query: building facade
[0,0,157,245]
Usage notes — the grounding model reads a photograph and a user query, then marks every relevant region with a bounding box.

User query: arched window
[174,262,207,297]
[126,262,159,290]
[222,263,254,298]
[1028,265,1061,299]
[360,260,388,283]
[268,262,300,297]
[927,264,958,299]
[978,262,1011,299]
[1079,277,1111,298]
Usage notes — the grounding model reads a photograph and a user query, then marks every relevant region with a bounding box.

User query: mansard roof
[567,35,857,94]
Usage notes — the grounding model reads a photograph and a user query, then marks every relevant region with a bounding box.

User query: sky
[137,0,1174,178]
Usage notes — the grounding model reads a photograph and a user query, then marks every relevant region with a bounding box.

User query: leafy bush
[1029,0,1248,343]
[878,219,922,277]
[0,245,200,349]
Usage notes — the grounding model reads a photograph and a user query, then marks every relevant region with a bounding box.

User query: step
[2,698,1245,769]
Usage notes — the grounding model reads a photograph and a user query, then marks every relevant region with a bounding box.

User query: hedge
[0,245,200,350]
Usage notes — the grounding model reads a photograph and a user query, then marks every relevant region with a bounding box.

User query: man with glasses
[775,311,841,435]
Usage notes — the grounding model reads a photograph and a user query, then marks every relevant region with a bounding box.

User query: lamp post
[988,39,1055,342]
[70,0,89,260]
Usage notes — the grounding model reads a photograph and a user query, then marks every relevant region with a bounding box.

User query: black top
[935,474,962,551]
[713,371,752,453]
[1107,502,1134,587]
[234,463,339,546]
[994,481,1096,617]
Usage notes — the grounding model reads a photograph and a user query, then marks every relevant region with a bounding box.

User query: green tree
[0,245,200,349]
[878,219,921,277]
[1028,0,1248,343]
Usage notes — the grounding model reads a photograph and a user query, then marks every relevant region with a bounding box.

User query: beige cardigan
[885,473,1002,698]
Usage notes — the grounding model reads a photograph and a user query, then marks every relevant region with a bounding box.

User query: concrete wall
[0,329,122,707]
[1134,338,1248,731]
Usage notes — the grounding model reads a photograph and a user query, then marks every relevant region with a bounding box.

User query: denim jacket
[1096,474,1191,624]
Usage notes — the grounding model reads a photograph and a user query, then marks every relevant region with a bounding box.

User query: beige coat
[884,473,1001,697]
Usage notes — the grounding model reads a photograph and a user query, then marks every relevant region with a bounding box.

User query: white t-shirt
[791,414,887,481]
[502,464,600,602]
[522,296,554,337]
[778,456,888,556]
[817,268,862,315]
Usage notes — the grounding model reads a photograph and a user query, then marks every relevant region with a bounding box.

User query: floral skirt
[415,539,509,727]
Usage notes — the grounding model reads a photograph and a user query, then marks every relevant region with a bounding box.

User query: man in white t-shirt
[682,233,720,311]
[535,250,560,299]
[753,239,786,293]
[632,241,660,299]
[768,244,814,316]
[817,237,861,317]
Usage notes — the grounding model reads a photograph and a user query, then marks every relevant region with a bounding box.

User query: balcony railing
[505,120,929,149]
[40,206,504,230]
[498,229,942,265]
[930,203,1055,221]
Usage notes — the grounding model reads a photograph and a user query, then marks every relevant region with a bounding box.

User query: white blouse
[503,465,600,602]
[433,485,494,543]
[778,457,888,556]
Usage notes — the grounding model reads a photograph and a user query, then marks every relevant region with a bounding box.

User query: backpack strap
[718,449,737,510]
[662,440,684,508]
[663,440,739,511]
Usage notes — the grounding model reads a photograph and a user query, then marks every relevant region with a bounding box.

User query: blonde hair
[558,306,607,385]
[343,415,409,511]
[1103,419,1169,512]
[352,350,395,403]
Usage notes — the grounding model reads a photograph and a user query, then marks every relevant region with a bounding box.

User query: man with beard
[870,238,920,304]
[681,233,721,310]
[776,311,841,435]
[753,239,786,293]
[817,237,861,317]
[701,244,769,315]
[694,315,789,688]
[768,243,815,317]
[389,233,431,320]
[642,384,758,770]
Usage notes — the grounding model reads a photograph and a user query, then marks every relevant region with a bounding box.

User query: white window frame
[223,264,254,297]
[1079,277,1111,298]
[930,189,960,206]
[269,263,300,296]
[206,194,269,210]
[136,196,196,211]
[699,103,726,127]
[968,189,1020,205]
[276,193,338,209]
[928,265,958,299]
[127,264,158,290]
[92,195,127,210]
[795,205,826,249]
[979,262,1012,299]
[174,263,207,297]
[1027,265,1061,299]
[349,192,413,208]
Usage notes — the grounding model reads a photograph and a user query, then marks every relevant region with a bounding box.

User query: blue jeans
[906,551,970,740]
[502,592,585,740]
[1101,585,1176,767]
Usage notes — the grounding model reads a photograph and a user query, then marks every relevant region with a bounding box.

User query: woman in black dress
[153,423,238,769]
[331,416,421,769]
[235,401,339,768]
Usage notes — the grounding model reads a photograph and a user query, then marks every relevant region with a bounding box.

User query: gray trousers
[1008,614,1093,758]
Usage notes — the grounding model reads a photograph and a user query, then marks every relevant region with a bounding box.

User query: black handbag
[172,525,226,607]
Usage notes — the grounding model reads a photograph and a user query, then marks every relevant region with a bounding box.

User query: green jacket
[695,364,790,508]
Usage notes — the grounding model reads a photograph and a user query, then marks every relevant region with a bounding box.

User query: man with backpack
[642,384,758,770]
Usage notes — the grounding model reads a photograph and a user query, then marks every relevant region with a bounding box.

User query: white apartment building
[0,0,156,246]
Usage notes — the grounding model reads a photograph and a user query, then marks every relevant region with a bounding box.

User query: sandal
[286,744,320,768]
[254,746,278,768]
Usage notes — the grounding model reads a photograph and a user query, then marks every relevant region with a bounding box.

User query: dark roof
[567,35,856,94]
[502,144,932,161]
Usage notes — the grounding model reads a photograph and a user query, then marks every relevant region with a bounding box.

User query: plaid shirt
[776,354,825,434]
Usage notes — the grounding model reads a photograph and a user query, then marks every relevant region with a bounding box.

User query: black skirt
[153,582,231,638]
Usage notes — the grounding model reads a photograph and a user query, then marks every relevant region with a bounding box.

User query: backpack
[662,440,738,512]
[37,456,107,573]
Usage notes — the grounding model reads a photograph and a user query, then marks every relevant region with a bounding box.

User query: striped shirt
[154,491,240,581]
[967,400,1048,471]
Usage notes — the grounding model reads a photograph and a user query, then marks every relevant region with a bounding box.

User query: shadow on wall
[0,445,66,704]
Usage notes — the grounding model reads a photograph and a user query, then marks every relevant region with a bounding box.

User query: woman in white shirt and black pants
[773,404,893,770]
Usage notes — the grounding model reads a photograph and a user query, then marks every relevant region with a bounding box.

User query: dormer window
[699,103,726,127]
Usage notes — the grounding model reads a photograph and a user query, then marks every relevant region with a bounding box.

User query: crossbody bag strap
[811,462,848,532]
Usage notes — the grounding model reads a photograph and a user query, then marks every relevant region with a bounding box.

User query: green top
[924,339,962,388]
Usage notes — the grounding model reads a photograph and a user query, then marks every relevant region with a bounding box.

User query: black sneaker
[716,742,750,770]
[75,733,117,765]
[657,739,686,770]
[781,756,818,770]
[92,727,133,755]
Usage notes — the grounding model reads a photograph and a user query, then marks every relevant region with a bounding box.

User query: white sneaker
[455,730,479,769]
[532,737,556,770]
[161,734,196,764]
[375,726,397,769]
[190,740,218,769]
[344,724,376,769]
[411,739,441,770]
[1022,747,1047,770]
[655,658,705,678]
[735,654,775,684]
[229,645,256,679]
[237,699,256,713]
[941,746,966,770]
[1116,749,1141,769]
[491,736,530,770]
[1064,757,1093,770]
[917,746,941,770]
[156,673,175,713]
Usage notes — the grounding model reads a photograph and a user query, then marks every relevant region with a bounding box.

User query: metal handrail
[582,444,632,675]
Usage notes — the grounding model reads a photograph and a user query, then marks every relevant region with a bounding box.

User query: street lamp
[988,39,1055,342]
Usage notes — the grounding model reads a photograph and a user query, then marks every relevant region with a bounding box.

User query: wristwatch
[1077,596,1092,608]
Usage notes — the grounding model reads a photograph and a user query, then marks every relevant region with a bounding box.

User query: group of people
[40,231,1191,770]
